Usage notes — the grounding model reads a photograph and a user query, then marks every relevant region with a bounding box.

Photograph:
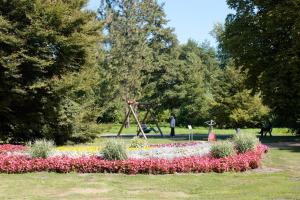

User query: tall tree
[98,0,178,125]
[157,40,212,125]
[210,62,270,128]
[222,0,300,133]
[0,0,102,144]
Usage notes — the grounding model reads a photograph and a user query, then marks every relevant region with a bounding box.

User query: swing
[117,100,163,139]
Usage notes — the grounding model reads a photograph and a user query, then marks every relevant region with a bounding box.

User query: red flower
[0,144,268,174]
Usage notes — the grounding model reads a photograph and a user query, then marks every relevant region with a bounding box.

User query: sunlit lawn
[98,123,290,136]
[0,146,299,200]
[0,125,299,200]
[88,124,292,145]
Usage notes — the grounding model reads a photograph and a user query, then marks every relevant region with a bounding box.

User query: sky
[86,0,233,47]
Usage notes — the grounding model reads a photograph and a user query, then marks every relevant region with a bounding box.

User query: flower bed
[52,146,101,157]
[0,144,268,174]
[0,144,27,154]
[50,141,209,159]
[149,141,201,148]
[129,142,211,159]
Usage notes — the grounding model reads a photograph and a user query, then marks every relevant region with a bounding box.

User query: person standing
[170,114,176,137]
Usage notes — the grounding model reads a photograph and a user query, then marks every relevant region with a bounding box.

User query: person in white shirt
[170,114,176,137]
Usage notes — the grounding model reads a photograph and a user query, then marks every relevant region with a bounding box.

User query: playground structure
[117,100,163,139]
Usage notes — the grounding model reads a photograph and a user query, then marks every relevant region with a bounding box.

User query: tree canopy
[221,0,300,133]
[2,0,294,144]
[0,0,102,144]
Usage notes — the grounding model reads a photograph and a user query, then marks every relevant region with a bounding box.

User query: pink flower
[0,145,27,154]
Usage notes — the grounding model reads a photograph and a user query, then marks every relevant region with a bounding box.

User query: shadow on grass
[258,135,300,153]
[259,135,300,143]
[277,146,300,153]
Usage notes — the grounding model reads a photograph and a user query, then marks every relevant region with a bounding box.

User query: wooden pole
[117,107,131,136]
[137,109,150,136]
[129,104,147,139]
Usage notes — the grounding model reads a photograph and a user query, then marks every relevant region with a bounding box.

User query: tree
[0,0,102,144]
[146,39,222,126]
[210,62,270,128]
[222,0,300,133]
[210,23,230,68]
[98,0,178,125]
[173,40,212,125]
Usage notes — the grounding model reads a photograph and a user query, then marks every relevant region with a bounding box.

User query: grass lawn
[98,123,291,136]
[0,126,300,200]
[90,124,295,145]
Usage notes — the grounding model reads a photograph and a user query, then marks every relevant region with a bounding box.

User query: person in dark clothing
[170,114,176,137]
[260,121,272,137]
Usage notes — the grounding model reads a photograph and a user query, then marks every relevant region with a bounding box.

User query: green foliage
[147,39,218,125]
[27,139,54,158]
[222,0,300,133]
[98,0,178,124]
[0,0,277,144]
[96,0,271,130]
[102,139,128,160]
[174,40,213,125]
[129,136,148,148]
[0,0,102,144]
[229,92,270,127]
[210,141,235,158]
[210,63,270,128]
[232,133,258,154]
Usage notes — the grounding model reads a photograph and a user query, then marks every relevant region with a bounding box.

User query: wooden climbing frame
[117,100,163,139]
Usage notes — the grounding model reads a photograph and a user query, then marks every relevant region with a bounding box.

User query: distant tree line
[0,0,298,144]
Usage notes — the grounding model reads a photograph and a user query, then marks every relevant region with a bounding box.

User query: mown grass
[0,126,299,200]
[0,147,299,200]
[98,123,290,136]
[88,124,293,145]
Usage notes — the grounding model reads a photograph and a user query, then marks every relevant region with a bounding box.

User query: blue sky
[86,0,233,46]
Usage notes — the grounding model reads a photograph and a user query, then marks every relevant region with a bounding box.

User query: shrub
[102,139,128,160]
[233,133,258,153]
[129,136,148,148]
[27,139,54,158]
[210,141,235,158]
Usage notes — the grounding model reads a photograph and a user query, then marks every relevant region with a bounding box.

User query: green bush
[102,139,128,160]
[232,133,258,153]
[210,141,235,158]
[129,136,148,148]
[27,139,54,158]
